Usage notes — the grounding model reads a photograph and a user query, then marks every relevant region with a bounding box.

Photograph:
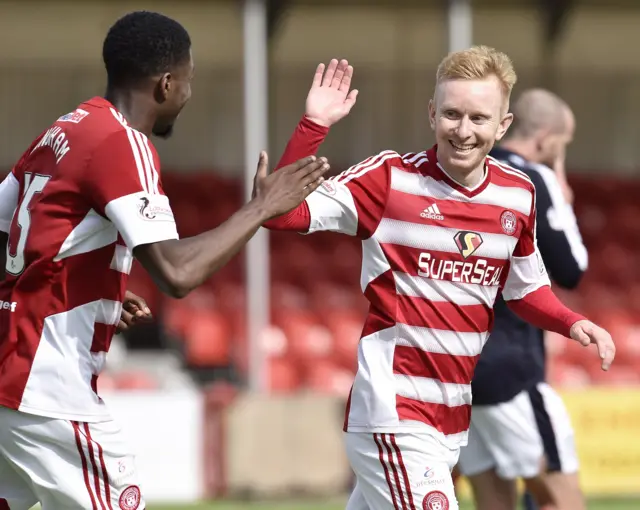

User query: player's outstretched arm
[262,58,359,232]
[134,153,329,298]
[507,287,615,371]
[503,188,614,371]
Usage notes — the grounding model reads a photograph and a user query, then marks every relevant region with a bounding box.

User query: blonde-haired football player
[264,47,614,510]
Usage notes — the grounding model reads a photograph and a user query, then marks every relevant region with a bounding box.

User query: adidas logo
[420,204,444,221]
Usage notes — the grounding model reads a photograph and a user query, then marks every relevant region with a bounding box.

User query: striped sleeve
[84,126,178,250]
[502,185,551,300]
[306,151,396,238]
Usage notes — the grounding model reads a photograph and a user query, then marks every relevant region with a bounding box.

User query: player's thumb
[255,151,269,180]
[345,89,359,111]
[575,328,591,347]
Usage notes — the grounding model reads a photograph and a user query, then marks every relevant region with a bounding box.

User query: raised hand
[570,319,615,371]
[305,58,359,128]
[252,152,330,220]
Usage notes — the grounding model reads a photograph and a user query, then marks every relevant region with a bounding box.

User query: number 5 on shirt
[6,173,51,276]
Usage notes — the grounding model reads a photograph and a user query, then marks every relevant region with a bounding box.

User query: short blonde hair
[436,45,517,100]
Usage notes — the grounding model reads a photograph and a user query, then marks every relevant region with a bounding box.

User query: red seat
[324,310,364,371]
[183,310,231,367]
[546,361,590,388]
[268,356,301,394]
[275,312,334,368]
[163,287,217,339]
[305,360,353,397]
[97,373,117,392]
[588,365,640,386]
[114,370,159,390]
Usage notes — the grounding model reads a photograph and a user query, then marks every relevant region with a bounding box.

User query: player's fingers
[598,338,615,370]
[121,309,136,325]
[574,328,591,347]
[126,296,151,315]
[294,157,327,180]
[301,162,330,187]
[338,64,354,93]
[321,59,339,87]
[311,63,325,88]
[330,59,348,89]
[116,320,128,333]
[255,151,269,180]
[284,155,318,175]
[301,176,326,200]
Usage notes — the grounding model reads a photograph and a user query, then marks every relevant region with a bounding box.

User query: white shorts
[0,406,145,510]
[344,431,460,510]
[458,382,579,480]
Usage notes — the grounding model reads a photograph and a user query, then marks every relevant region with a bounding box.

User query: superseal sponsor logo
[0,300,17,312]
[417,252,503,286]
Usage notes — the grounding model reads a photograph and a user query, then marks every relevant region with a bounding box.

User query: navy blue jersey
[471,147,588,405]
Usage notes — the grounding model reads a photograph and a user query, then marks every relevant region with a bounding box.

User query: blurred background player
[456,89,588,510]
[0,10,328,509]
[263,51,614,510]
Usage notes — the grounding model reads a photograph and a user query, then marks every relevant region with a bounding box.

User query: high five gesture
[305,59,359,128]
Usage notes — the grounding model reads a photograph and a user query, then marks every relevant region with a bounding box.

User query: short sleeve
[85,129,178,250]
[502,189,551,301]
[0,171,19,233]
[306,151,397,239]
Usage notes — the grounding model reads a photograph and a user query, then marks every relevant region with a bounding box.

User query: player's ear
[428,99,436,130]
[155,73,172,103]
[495,112,514,142]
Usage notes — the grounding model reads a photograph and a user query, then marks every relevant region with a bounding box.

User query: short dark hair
[103,11,191,88]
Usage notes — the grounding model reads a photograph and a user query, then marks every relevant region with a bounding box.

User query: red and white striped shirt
[266,118,551,449]
[0,97,178,422]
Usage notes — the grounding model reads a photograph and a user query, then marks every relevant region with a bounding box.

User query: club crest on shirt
[119,485,141,510]
[453,231,483,259]
[422,490,449,510]
[500,210,517,235]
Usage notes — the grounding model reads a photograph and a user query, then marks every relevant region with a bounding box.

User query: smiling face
[429,74,513,180]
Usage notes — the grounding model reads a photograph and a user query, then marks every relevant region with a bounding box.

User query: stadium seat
[323,310,364,372]
[97,373,117,392]
[163,287,218,340]
[183,310,232,367]
[310,283,360,316]
[588,365,640,386]
[603,319,640,367]
[546,361,591,388]
[271,283,311,319]
[305,359,353,397]
[113,370,159,390]
[268,356,301,393]
[274,311,334,368]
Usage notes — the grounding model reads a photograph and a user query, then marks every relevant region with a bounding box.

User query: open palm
[305,58,359,128]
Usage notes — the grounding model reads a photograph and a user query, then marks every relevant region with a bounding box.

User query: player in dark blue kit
[457,89,588,510]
